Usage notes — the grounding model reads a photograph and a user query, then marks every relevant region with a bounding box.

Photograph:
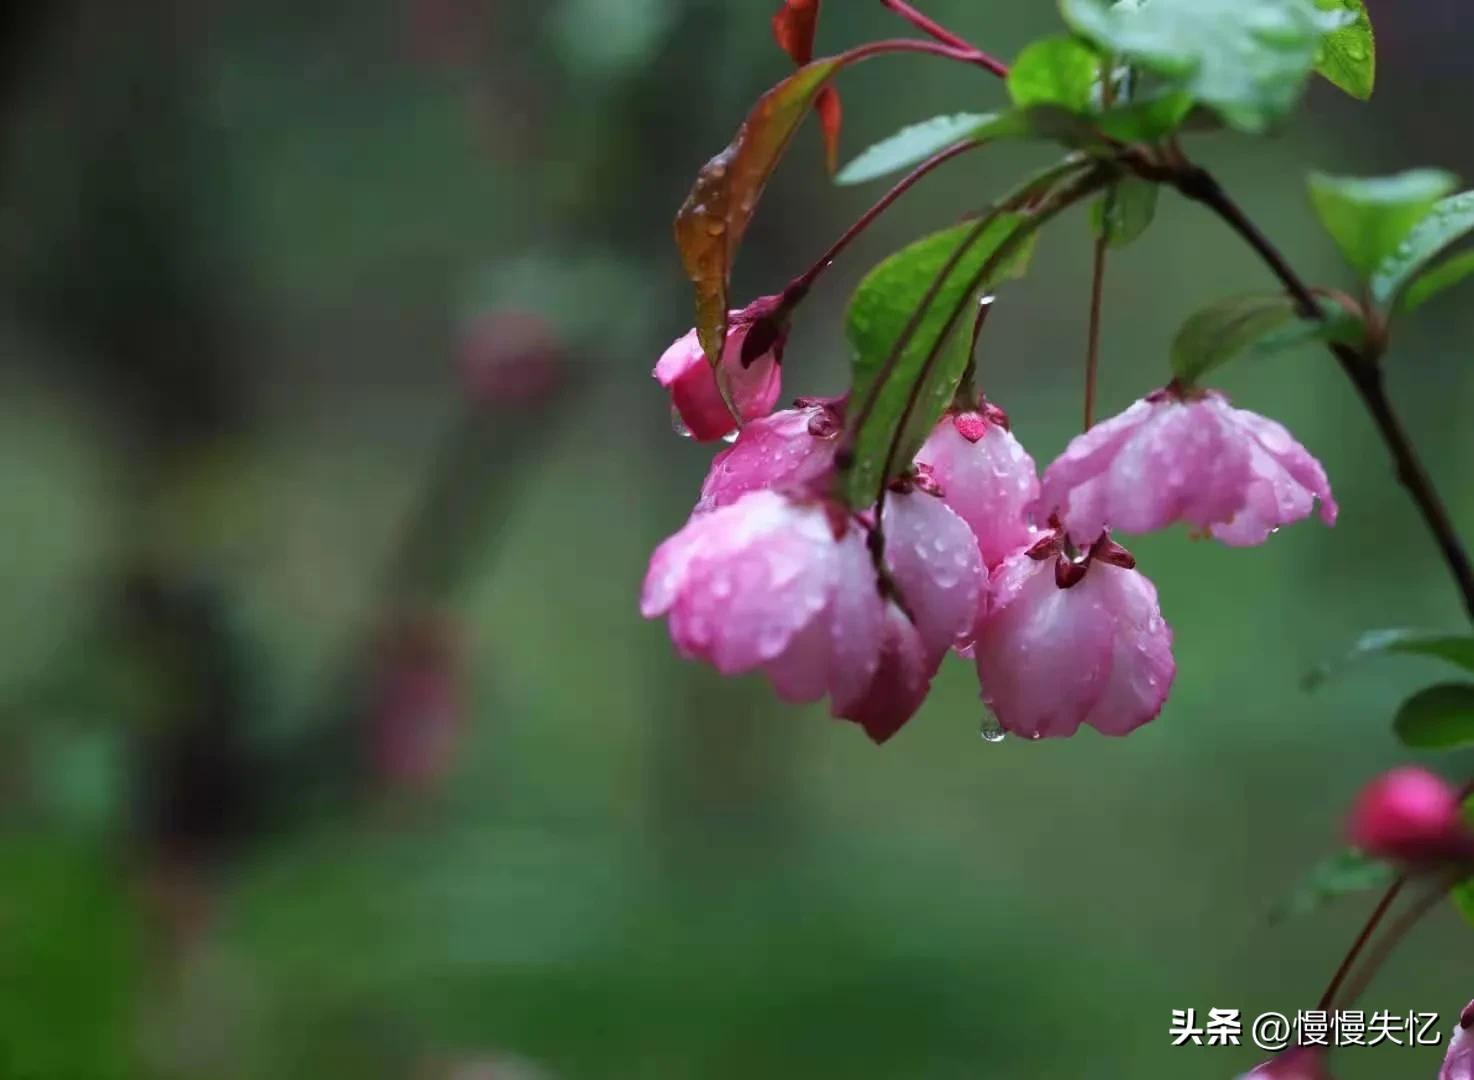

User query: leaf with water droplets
[1269,848,1394,923]
[1313,0,1374,100]
[1060,0,1353,133]
[842,217,1037,508]
[1309,169,1459,277]
[1170,291,1362,385]
[1303,627,1474,689]
[1370,189,1474,308]
[675,58,844,362]
[1400,250,1474,313]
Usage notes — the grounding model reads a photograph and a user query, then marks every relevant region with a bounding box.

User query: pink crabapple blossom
[640,482,981,742]
[972,524,1175,739]
[1441,1002,1474,1080]
[1346,766,1474,866]
[1036,384,1337,548]
[655,296,786,442]
[694,399,841,515]
[915,401,1040,570]
[1239,1047,1332,1079]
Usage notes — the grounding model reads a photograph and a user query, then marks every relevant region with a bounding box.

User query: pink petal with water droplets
[655,320,782,442]
[695,405,838,514]
[916,415,1040,569]
[973,552,1173,739]
[834,604,931,743]
[1210,403,1338,545]
[1442,1007,1474,1080]
[881,490,984,666]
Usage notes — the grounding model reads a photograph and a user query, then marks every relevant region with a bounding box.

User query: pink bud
[459,309,563,406]
[915,405,1040,570]
[835,603,930,744]
[1240,1047,1332,1079]
[655,300,785,442]
[1036,387,1336,547]
[1441,1002,1474,1080]
[1346,767,1474,865]
[972,532,1175,739]
[694,401,841,514]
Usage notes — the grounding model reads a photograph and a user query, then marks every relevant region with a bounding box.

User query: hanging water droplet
[979,715,1007,743]
[722,428,740,444]
[671,406,693,438]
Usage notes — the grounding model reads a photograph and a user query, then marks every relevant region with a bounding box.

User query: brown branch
[1135,157,1474,624]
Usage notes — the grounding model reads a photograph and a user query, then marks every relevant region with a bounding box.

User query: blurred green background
[2,1,1472,1077]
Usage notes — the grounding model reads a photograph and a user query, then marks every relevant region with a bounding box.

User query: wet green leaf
[843,216,1037,506]
[1060,0,1352,133]
[1370,190,1474,307]
[1313,0,1375,100]
[1400,250,1474,313]
[1007,36,1101,112]
[1308,169,1459,277]
[835,113,995,186]
[1090,176,1159,248]
[1270,848,1394,922]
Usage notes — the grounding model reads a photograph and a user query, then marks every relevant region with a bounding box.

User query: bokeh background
[2,2,1473,1077]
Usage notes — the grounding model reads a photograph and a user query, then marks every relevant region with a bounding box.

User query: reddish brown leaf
[771,0,844,175]
[815,85,842,174]
[771,0,820,64]
[674,58,843,363]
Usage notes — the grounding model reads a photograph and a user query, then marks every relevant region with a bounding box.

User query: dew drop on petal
[671,406,693,439]
[979,715,1007,743]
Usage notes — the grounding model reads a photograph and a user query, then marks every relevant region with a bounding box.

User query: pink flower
[1239,1047,1331,1079]
[1036,386,1336,547]
[1441,1002,1474,1080]
[695,399,841,514]
[915,402,1040,569]
[655,299,785,442]
[972,527,1174,739]
[1347,767,1474,866]
[641,485,981,743]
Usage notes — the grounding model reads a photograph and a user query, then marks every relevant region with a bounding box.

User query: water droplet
[706,222,726,237]
[722,429,740,444]
[979,715,1007,743]
[671,406,693,438]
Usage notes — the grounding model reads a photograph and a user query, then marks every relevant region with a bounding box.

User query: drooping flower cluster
[646,320,1336,744]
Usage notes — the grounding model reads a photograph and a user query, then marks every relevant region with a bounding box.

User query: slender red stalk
[1083,233,1108,430]
[1315,875,1406,1012]
[784,139,987,304]
[1334,871,1464,1009]
[879,0,1009,77]
[840,35,1006,74]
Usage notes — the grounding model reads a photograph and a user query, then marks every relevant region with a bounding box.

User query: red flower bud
[1347,767,1474,866]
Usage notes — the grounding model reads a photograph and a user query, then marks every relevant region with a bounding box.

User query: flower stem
[1334,870,1464,1010]
[878,0,1009,77]
[1084,231,1108,430]
[841,34,1006,74]
[1135,156,1474,624]
[1315,875,1406,1012]
[784,138,987,306]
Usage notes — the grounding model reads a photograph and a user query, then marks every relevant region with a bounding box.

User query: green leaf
[675,58,844,361]
[1096,89,1196,141]
[1007,36,1102,112]
[1307,169,1459,277]
[1269,848,1394,923]
[835,113,994,186]
[1090,176,1159,248]
[843,216,1038,507]
[1393,683,1474,750]
[1170,292,1361,385]
[1305,628,1474,689]
[1400,250,1474,313]
[1060,0,1352,133]
[1313,0,1375,99]
[1370,190,1474,307]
